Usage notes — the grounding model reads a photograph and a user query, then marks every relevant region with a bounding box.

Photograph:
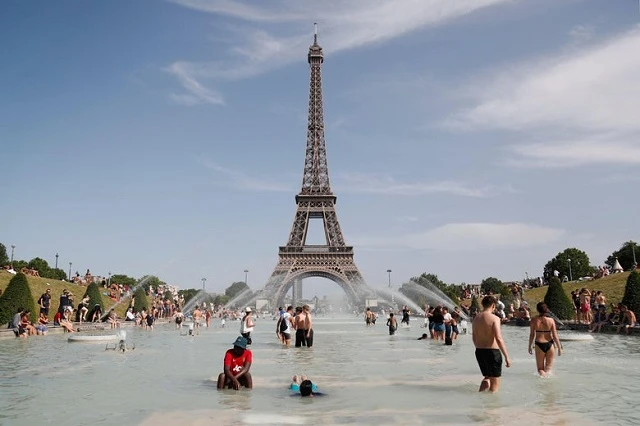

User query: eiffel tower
[260,25,369,308]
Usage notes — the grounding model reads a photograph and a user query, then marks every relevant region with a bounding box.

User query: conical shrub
[80,282,105,321]
[470,294,481,317]
[0,272,36,324]
[133,285,149,313]
[622,271,640,313]
[543,277,574,320]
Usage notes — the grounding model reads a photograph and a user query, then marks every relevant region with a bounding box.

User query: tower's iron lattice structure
[260,27,369,308]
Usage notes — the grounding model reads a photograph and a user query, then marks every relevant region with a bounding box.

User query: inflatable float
[68,330,126,343]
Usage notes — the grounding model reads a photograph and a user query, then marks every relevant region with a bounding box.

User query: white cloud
[568,24,594,43]
[355,223,565,251]
[335,172,514,198]
[506,136,640,168]
[451,27,640,132]
[166,62,225,105]
[447,26,640,167]
[199,159,292,191]
[166,0,515,103]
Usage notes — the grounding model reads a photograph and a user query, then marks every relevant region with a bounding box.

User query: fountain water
[104,274,155,316]
[373,287,425,316]
[402,281,469,320]
[181,289,207,314]
[222,288,255,310]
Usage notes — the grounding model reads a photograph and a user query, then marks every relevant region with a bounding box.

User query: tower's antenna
[314,22,318,44]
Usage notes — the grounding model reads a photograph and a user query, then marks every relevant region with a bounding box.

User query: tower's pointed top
[308,22,323,62]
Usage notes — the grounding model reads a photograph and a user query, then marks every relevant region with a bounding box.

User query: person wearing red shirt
[217,336,253,390]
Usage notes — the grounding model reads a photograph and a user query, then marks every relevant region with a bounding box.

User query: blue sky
[2,0,639,298]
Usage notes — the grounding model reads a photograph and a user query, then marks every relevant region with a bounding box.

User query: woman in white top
[240,307,255,345]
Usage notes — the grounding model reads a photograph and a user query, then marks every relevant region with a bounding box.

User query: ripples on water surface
[1,317,639,425]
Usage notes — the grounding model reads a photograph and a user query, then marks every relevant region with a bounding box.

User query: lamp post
[632,242,637,267]
[68,262,72,281]
[567,258,572,282]
[387,269,394,306]
[244,269,249,286]
[201,277,207,291]
[108,271,112,286]
[10,245,15,264]
[55,253,59,269]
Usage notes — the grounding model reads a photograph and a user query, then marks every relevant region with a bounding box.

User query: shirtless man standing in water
[193,306,203,335]
[295,305,314,347]
[472,295,512,393]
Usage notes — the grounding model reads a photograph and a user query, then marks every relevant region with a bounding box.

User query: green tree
[178,289,200,305]
[43,268,67,281]
[164,290,173,302]
[11,260,28,272]
[27,257,50,276]
[0,243,8,266]
[606,241,639,271]
[213,294,230,306]
[133,286,149,313]
[622,271,640,314]
[110,274,137,288]
[545,248,591,281]
[225,281,251,299]
[0,272,37,324]
[470,294,481,317]
[543,277,574,320]
[481,277,504,295]
[142,275,166,292]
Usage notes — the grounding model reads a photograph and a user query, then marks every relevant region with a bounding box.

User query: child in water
[290,375,300,391]
[387,313,398,336]
[290,375,318,392]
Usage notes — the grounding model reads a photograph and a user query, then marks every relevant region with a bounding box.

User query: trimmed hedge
[133,286,149,313]
[622,271,640,313]
[543,277,574,320]
[80,282,105,321]
[0,272,37,324]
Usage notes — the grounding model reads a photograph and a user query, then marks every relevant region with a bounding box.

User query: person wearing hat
[240,307,255,345]
[217,336,253,390]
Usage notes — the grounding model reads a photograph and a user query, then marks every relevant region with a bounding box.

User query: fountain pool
[1,317,638,425]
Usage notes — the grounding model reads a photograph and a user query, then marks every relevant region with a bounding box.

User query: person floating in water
[387,312,397,335]
[472,295,511,393]
[298,379,324,397]
[528,302,561,377]
[290,374,318,392]
[217,336,253,390]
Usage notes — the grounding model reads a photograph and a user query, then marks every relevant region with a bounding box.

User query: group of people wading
[276,304,314,348]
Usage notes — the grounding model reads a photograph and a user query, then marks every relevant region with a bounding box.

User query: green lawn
[524,271,631,306]
[0,270,130,318]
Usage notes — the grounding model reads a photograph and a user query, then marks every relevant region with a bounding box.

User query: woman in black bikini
[528,302,562,377]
